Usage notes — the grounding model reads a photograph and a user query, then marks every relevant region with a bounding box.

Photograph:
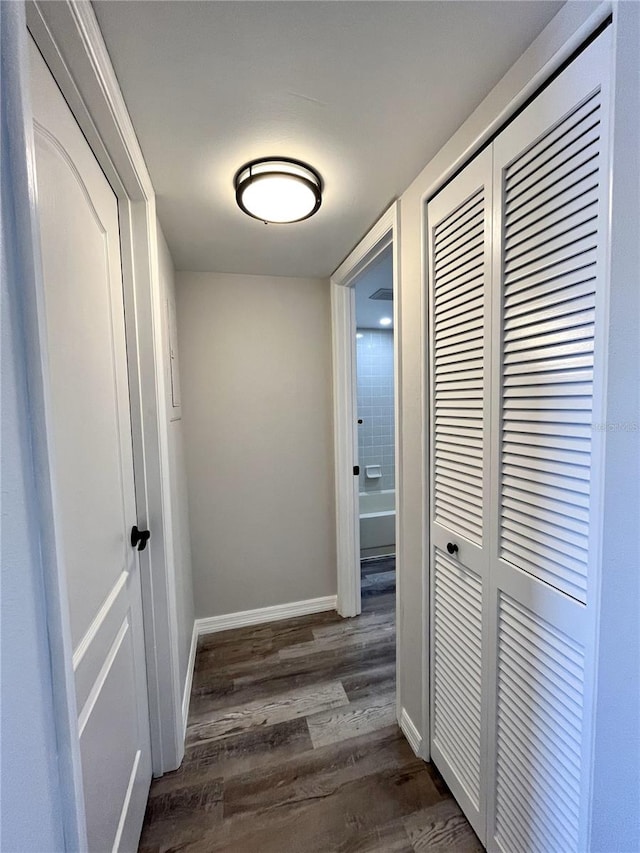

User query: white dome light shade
[235,158,322,224]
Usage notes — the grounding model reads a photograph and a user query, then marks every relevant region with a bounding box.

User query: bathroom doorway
[330,202,400,710]
[354,247,396,612]
[330,202,399,630]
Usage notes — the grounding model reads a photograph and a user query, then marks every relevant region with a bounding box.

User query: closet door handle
[446,542,459,555]
[131,525,151,552]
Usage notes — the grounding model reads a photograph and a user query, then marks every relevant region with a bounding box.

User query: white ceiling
[355,245,394,330]
[93,0,565,278]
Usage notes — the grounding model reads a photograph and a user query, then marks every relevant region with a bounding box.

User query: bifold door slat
[435,220,484,268]
[501,428,590,454]
[435,463,483,491]
[504,203,597,266]
[503,367,593,388]
[505,91,600,184]
[504,396,592,413]
[436,300,483,332]
[502,471,589,507]
[436,425,483,444]
[503,353,593,377]
[496,748,579,848]
[434,190,483,243]
[435,233,484,276]
[434,320,483,350]
[500,611,585,686]
[504,234,597,283]
[494,594,585,852]
[502,438,590,466]
[433,269,484,308]
[435,255,483,291]
[503,290,594,331]
[435,211,484,253]
[437,490,485,523]
[436,380,483,396]
[503,487,591,531]
[498,689,582,774]
[498,720,581,816]
[503,451,590,483]
[503,382,593,400]
[505,128,600,209]
[435,278,485,313]
[436,348,484,368]
[437,477,483,504]
[502,482,589,523]
[435,360,484,379]
[435,506,482,543]
[435,627,483,685]
[503,256,596,301]
[506,167,599,238]
[505,196,598,254]
[505,125,600,203]
[433,550,483,807]
[502,494,588,536]
[436,437,483,456]
[504,332,593,361]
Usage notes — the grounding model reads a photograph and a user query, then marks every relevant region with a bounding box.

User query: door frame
[330,202,401,713]
[21,0,184,830]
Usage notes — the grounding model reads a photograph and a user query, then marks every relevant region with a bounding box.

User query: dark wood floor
[139,556,482,852]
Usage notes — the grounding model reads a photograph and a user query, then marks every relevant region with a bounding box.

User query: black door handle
[446,542,459,555]
[131,525,151,552]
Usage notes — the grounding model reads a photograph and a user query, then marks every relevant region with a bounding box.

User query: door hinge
[353,465,360,476]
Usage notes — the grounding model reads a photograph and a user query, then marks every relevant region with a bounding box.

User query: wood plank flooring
[139,556,482,852]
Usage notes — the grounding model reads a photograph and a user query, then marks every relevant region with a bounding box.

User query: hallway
[138,561,481,852]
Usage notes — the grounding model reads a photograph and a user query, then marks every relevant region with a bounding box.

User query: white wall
[156,225,195,696]
[1,3,65,847]
[176,272,336,618]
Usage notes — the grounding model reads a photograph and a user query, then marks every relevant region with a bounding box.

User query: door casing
[330,202,402,722]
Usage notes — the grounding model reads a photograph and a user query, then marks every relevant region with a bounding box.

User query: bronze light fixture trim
[234,157,322,224]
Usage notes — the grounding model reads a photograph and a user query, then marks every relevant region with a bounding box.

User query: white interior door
[487,30,612,853]
[427,147,493,844]
[30,39,152,852]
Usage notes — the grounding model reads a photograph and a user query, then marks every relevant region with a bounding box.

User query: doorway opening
[330,202,400,723]
[354,246,396,613]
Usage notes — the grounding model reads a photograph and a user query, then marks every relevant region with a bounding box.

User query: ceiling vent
[369,288,393,301]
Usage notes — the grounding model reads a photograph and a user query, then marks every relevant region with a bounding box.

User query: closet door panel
[488,29,612,853]
[432,548,483,804]
[428,148,493,844]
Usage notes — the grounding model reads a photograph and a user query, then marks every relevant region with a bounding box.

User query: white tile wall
[356,328,395,492]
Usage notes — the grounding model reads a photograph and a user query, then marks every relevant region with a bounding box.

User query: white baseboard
[182,621,198,738]
[399,706,423,758]
[195,595,338,637]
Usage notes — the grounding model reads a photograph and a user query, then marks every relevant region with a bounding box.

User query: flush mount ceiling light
[379,317,392,326]
[234,157,322,224]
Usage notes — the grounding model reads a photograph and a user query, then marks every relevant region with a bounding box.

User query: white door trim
[26,0,184,787]
[330,201,402,717]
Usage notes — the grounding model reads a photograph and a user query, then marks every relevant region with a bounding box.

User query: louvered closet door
[487,30,612,853]
[427,148,493,844]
